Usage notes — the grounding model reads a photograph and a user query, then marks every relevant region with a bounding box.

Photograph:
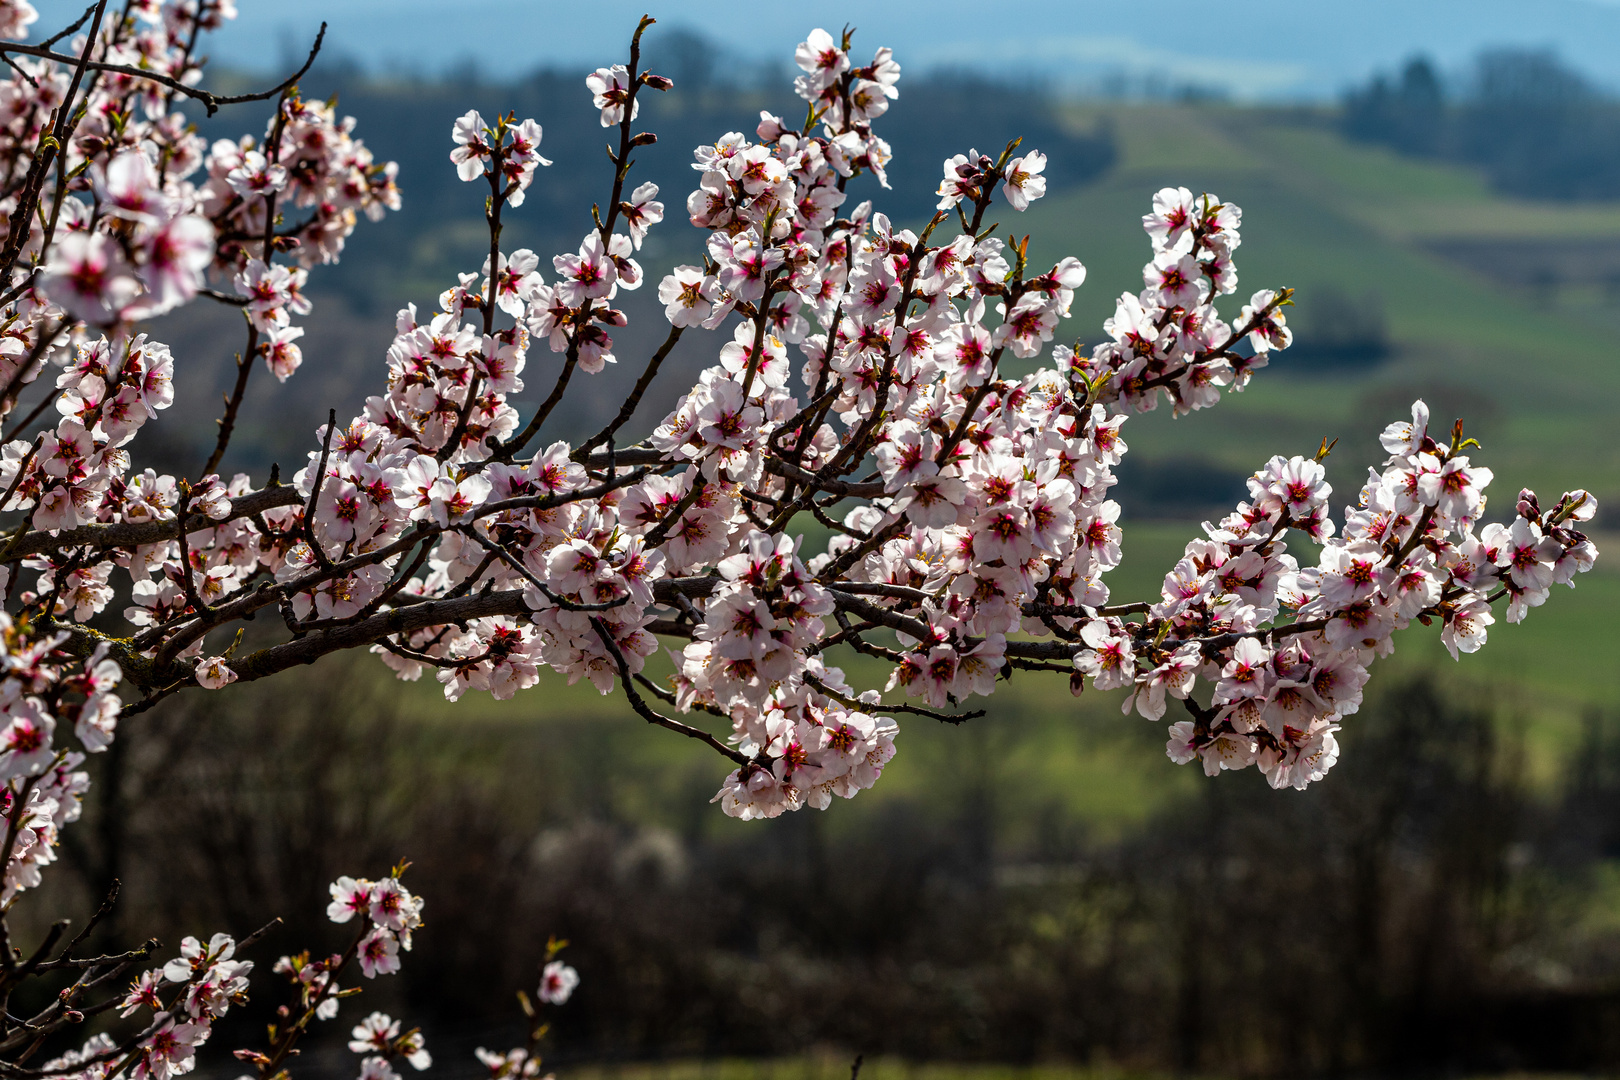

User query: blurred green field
[564,1060,1173,1080]
[1034,105,1620,492]
[561,1057,1588,1080]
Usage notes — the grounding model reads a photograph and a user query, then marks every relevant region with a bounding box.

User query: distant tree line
[197,28,1116,318]
[1343,49,1620,200]
[57,661,1620,1076]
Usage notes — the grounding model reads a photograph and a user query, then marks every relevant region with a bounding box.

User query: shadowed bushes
[42,663,1620,1075]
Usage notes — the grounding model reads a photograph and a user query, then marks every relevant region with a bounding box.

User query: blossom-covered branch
[0,0,1590,873]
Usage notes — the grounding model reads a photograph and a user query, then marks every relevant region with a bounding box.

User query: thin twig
[0,22,327,118]
[303,409,337,570]
[589,615,748,765]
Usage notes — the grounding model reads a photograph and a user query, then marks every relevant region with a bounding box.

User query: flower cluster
[0,0,398,674]
[0,613,120,903]
[0,11,1589,850]
[0,334,180,534]
[1060,185,1283,418]
[0,12,605,1080]
[38,868,432,1080]
[9,0,395,366]
[200,89,399,379]
[452,110,551,204]
[109,932,251,1080]
[326,873,425,979]
[349,1012,431,1080]
[40,150,214,324]
[1147,406,1597,786]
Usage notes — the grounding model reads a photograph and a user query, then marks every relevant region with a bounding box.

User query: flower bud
[1517,489,1540,521]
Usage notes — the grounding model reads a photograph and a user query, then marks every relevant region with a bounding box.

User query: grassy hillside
[1031,105,1620,494]
[1014,103,1620,747]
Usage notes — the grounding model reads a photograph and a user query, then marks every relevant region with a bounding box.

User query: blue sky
[40,0,1620,98]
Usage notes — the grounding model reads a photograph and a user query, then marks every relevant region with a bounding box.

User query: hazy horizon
[37,0,1620,100]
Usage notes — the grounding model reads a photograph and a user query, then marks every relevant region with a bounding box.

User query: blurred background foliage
[35,26,1620,1078]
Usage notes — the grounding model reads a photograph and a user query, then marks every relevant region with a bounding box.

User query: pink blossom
[225,150,288,198]
[358,927,401,979]
[794,28,849,91]
[450,110,491,181]
[133,1018,206,1080]
[42,232,139,320]
[658,265,720,327]
[585,65,636,127]
[327,875,372,923]
[1001,150,1046,210]
[139,213,214,316]
[193,657,237,690]
[537,960,578,1004]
